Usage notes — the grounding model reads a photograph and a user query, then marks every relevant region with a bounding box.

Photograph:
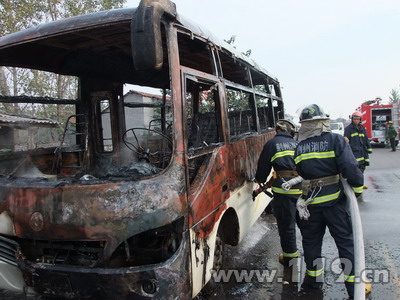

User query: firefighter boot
[301,273,323,290]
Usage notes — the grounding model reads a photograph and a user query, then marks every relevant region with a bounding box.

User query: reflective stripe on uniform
[306,268,324,277]
[350,132,365,137]
[283,250,299,258]
[352,186,363,194]
[344,275,355,282]
[272,187,302,195]
[294,151,335,164]
[356,157,369,162]
[308,190,341,205]
[271,150,294,162]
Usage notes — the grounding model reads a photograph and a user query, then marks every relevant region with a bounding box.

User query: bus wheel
[213,228,225,272]
[203,227,225,295]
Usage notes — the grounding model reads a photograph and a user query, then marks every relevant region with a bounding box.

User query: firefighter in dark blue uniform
[294,104,369,298]
[255,120,301,266]
[344,111,372,173]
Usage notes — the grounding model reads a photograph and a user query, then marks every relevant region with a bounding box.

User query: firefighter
[255,119,301,266]
[294,104,370,298]
[386,121,397,152]
[344,111,372,174]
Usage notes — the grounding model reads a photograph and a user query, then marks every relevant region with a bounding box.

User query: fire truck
[359,99,399,145]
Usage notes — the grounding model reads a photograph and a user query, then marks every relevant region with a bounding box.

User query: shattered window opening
[256,95,272,131]
[185,78,221,150]
[178,32,214,74]
[185,75,222,184]
[227,87,257,139]
[98,99,114,152]
[218,50,251,87]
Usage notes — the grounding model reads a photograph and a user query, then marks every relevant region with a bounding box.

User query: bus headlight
[107,217,184,268]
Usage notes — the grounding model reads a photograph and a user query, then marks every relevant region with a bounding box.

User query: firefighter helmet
[352,111,362,119]
[298,104,329,122]
[276,119,296,132]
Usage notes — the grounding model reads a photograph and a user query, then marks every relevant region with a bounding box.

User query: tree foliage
[0,1,44,36]
[389,87,400,104]
[0,1,125,36]
[224,35,252,57]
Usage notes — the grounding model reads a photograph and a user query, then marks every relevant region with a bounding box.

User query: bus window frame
[223,79,259,140]
[181,66,226,158]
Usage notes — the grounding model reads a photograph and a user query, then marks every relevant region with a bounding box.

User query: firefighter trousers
[390,137,396,151]
[271,193,298,257]
[297,196,355,297]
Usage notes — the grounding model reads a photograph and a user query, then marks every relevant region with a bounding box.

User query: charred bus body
[0,0,284,298]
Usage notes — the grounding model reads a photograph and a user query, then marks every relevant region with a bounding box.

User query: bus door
[182,70,229,295]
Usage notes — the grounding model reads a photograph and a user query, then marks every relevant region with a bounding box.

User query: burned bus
[0,0,284,298]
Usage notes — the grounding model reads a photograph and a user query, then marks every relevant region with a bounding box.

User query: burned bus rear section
[0,0,284,298]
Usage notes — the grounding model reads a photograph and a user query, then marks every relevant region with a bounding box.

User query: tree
[0,1,127,147]
[389,87,400,104]
[335,117,347,123]
[0,0,126,117]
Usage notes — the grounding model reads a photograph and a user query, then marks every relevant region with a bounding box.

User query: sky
[125,0,400,121]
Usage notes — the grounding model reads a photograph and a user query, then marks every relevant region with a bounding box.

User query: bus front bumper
[17,234,191,299]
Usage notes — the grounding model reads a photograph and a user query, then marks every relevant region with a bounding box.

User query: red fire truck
[359,99,399,145]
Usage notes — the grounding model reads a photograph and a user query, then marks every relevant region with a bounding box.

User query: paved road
[197,146,400,300]
[361,146,400,299]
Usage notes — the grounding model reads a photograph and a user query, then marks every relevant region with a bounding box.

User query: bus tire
[202,226,225,295]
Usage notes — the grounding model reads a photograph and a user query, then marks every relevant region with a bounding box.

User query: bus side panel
[188,148,228,296]
[188,149,229,235]
[189,185,270,298]
[189,212,223,297]
[225,132,275,241]
[188,130,275,296]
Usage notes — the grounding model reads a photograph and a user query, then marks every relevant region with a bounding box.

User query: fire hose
[341,177,366,300]
[281,176,304,191]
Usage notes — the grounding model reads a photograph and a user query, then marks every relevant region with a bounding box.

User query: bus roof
[176,15,277,81]
[0,7,278,84]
